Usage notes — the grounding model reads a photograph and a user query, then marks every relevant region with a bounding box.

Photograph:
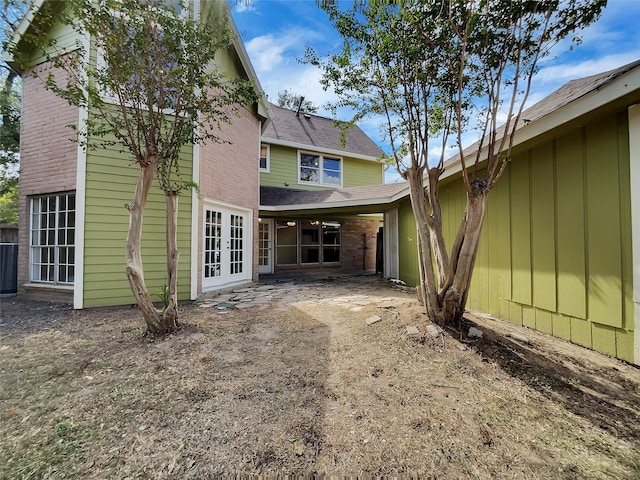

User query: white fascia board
[262,136,381,163]
[225,5,270,122]
[260,196,397,212]
[1,0,45,68]
[443,66,640,180]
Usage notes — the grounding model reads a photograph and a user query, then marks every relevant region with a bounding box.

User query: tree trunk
[408,169,489,329]
[161,191,180,331]
[438,192,488,327]
[125,159,164,333]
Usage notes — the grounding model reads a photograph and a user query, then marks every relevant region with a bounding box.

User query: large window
[298,152,342,186]
[276,220,341,266]
[30,193,75,284]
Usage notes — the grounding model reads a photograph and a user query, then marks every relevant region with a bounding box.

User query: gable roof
[446,59,640,173]
[2,0,270,122]
[261,59,640,211]
[262,103,384,161]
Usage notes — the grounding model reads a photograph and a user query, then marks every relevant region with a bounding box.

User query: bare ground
[1,276,639,478]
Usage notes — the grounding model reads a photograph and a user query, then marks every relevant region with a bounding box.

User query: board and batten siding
[82,141,193,307]
[397,110,635,363]
[260,144,383,190]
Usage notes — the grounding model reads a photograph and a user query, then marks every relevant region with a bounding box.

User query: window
[95,1,186,108]
[276,220,298,265]
[275,220,341,266]
[30,193,75,284]
[259,143,270,172]
[298,152,342,186]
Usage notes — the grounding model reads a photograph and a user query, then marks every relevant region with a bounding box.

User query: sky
[230,0,640,183]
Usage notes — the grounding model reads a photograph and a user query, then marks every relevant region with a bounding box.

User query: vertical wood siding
[396,110,634,362]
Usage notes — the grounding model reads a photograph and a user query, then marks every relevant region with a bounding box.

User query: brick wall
[340,218,382,271]
[17,62,80,299]
[196,105,261,292]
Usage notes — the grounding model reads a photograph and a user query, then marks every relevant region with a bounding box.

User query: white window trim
[29,193,76,286]
[259,143,270,173]
[297,150,343,187]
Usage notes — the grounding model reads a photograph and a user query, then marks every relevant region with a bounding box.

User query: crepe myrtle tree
[12,0,257,333]
[312,0,606,327]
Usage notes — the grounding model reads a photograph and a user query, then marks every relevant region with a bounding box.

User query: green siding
[585,118,623,328]
[530,143,556,312]
[83,140,193,308]
[23,4,79,67]
[397,198,419,287]
[552,313,571,341]
[487,175,511,317]
[510,152,532,305]
[395,110,634,362]
[260,144,383,190]
[555,131,587,318]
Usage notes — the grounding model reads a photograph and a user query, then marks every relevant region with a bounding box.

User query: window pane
[300,221,320,245]
[323,246,340,263]
[323,170,341,185]
[300,153,319,167]
[260,144,268,170]
[276,221,297,245]
[322,222,340,245]
[276,246,297,265]
[301,246,320,264]
[323,157,341,171]
[299,167,318,183]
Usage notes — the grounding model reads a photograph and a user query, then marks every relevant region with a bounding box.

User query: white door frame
[202,200,253,291]
[384,209,399,280]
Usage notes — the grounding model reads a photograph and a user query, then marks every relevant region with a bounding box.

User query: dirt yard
[1,275,639,478]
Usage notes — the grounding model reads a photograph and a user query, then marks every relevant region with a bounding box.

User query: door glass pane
[204,209,222,278]
[259,222,270,266]
[230,214,244,275]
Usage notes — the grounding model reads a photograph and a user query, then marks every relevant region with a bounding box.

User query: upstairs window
[259,143,270,172]
[298,152,342,187]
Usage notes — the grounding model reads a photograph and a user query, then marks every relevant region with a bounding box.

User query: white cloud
[535,53,639,84]
[233,1,256,14]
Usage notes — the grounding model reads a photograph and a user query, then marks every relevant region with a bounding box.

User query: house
[257,103,387,274]
[4,0,270,308]
[258,60,640,366]
[392,60,640,365]
[4,2,390,309]
[9,1,639,365]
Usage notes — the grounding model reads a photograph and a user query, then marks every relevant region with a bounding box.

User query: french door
[203,203,252,289]
[258,219,273,274]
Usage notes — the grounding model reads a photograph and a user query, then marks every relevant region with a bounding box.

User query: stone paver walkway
[198,272,414,312]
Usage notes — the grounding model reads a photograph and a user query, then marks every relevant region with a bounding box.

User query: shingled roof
[262,103,384,160]
[260,183,407,210]
[449,59,640,167]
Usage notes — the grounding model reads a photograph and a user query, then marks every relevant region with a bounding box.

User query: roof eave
[442,63,640,180]
[2,0,46,74]
[227,7,270,124]
[261,136,382,162]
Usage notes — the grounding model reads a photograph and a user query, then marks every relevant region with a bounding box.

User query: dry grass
[1,287,639,478]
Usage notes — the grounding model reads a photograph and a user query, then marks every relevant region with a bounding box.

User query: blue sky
[231,0,640,183]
